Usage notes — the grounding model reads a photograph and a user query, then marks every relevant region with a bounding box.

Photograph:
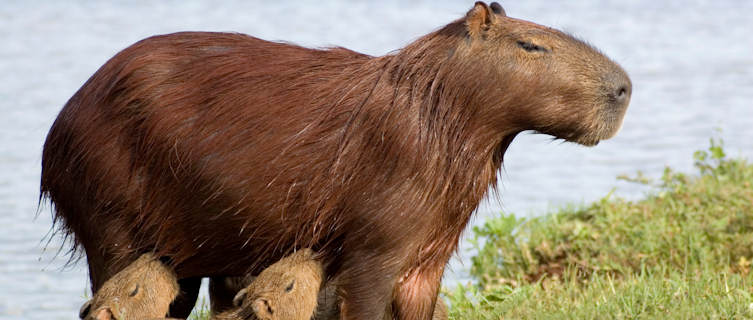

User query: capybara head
[457,1,631,146]
[232,249,323,320]
[78,253,179,320]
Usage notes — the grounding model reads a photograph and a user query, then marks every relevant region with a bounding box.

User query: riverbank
[447,140,753,319]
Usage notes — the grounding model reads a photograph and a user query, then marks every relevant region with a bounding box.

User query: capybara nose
[615,84,630,105]
[607,74,631,108]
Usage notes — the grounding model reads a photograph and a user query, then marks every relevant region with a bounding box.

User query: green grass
[188,297,210,320]
[447,139,753,319]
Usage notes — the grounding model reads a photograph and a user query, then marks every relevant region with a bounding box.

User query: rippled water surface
[1,1,752,318]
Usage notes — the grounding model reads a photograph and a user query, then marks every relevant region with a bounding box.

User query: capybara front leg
[337,257,399,320]
[391,264,445,320]
[167,276,202,318]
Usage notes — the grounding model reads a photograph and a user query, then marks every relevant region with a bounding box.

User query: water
[1,1,752,318]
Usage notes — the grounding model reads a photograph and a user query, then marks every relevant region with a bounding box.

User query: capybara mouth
[569,78,632,147]
[575,137,600,147]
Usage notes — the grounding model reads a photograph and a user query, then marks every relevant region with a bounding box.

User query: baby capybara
[78,253,178,320]
[213,249,323,320]
[42,2,631,319]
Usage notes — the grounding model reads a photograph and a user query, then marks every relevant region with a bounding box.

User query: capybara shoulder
[79,253,179,320]
[213,249,323,320]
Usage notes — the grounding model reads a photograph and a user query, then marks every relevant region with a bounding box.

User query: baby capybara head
[458,2,631,146]
[78,253,179,320]
[232,249,323,320]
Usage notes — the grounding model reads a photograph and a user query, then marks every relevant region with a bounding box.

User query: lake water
[1,1,752,318]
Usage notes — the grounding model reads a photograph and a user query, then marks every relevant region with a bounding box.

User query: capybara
[41,2,631,319]
[213,249,323,320]
[78,253,179,320]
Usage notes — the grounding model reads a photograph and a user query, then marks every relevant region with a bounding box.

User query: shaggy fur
[41,2,630,319]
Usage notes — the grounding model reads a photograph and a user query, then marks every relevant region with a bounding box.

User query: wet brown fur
[41,2,630,319]
[78,253,179,320]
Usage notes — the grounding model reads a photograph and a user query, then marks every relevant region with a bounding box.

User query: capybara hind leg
[86,252,114,293]
[167,276,202,318]
[391,264,445,320]
[85,246,130,293]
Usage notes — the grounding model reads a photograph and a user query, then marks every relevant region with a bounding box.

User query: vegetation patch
[447,139,753,319]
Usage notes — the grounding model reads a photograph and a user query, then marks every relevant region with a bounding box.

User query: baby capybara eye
[517,40,549,53]
[128,284,139,297]
[285,280,295,292]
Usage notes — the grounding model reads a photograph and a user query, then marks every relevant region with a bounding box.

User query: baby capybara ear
[232,288,248,307]
[465,1,498,38]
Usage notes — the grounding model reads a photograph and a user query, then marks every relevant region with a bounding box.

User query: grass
[446,138,753,319]
[188,297,210,320]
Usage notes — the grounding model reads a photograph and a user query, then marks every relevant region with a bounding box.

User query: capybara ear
[490,2,506,16]
[252,298,274,320]
[465,1,497,38]
[78,300,91,319]
[232,288,248,307]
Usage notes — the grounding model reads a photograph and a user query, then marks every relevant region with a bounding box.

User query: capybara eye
[129,284,139,297]
[285,280,295,292]
[517,40,548,53]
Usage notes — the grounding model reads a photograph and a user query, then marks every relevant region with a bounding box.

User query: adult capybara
[78,253,179,320]
[213,249,323,320]
[41,2,631,319]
